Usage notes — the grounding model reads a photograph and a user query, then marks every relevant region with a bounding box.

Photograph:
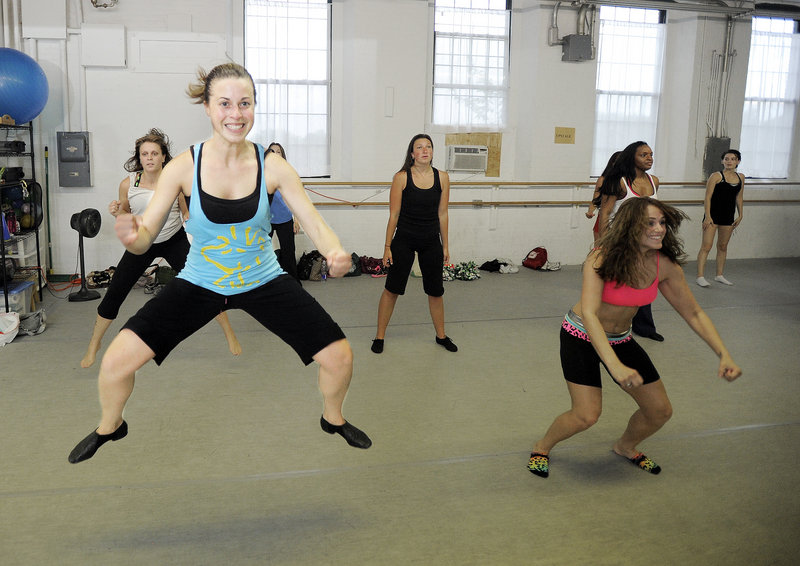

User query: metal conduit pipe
[548,2,564,46]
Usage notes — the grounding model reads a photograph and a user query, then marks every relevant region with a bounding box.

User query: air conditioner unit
[447,145,489,172]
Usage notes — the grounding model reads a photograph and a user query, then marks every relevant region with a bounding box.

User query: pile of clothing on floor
[479,258,520,274]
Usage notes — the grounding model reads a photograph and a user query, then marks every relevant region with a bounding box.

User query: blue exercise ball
[0,48,49,124]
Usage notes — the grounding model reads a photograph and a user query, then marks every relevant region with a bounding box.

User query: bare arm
[597,194,617,236]
[109,177,131,217]
[702,173,720,229]
[115,153,189,255]
[733,173,745,228]
[266,153,350,277]
[382,171,405,267]
[658,258,742,381]
[586,177,603,218]
[438,169,451,264]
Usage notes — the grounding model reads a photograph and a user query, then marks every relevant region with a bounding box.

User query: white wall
[15,0,800,273]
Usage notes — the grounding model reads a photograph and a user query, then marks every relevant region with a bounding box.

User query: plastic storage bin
[1,280,35,314]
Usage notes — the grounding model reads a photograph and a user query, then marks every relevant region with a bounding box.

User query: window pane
[432,1,510,128]
[740,17,800,178]
[245,0,330,176]
[592,7,665,175]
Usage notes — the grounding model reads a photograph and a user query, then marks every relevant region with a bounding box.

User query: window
[592,6,666,175]
[245,0,331,177]
[740,17,800,178]
[432,0,511,129]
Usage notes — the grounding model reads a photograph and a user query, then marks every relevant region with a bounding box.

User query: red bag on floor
[522,247,548,270]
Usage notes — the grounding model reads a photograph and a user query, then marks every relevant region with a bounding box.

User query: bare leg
[715,225,735,277]
[313,338,354,425]
[96,329,156,433]
[375,289,399,340]
[214,311,241,356]
[532,382,602,454]
[428,295,446,339]
[696,224,717,279]
[612,380,672,459]
[81,315,114,368]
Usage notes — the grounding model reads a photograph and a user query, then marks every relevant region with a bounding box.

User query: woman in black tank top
[371,134,458,354]
[696,149,745,287]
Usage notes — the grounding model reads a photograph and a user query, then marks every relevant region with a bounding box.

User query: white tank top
[612,173,658,218]
[127,172,183,244]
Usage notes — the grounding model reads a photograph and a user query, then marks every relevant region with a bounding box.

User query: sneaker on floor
[714,275,733,285]
[696,276,710,287]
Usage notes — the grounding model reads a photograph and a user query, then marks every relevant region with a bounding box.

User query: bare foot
[228,338,242,356]
[612,443,638,460]
[80,348,98,368]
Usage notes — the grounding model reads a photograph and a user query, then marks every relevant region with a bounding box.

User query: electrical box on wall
[562,34,592,62]
[57,132,92,187]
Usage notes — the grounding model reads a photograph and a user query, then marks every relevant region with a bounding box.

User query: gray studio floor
[1,257,799,566]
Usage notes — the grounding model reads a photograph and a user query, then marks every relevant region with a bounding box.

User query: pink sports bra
[601,255,660,307]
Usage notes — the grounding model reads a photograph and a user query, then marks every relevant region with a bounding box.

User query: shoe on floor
[320,416,372,449]
[696,276,710,287]
[625,452,661,474]
[435,336,458,352]
[68,420,128,464]
[714,275,733,285]
[528,452,549,478]
[371,338,384,354]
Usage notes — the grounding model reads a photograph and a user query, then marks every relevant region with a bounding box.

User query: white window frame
[245,0,331,177]
[740,16,800,179]
[591,6,666,176]
[431,0,511,130]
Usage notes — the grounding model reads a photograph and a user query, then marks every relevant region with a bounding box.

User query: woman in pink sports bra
[527,198,741,479]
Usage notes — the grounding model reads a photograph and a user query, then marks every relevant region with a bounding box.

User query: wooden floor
[1,257,798,565]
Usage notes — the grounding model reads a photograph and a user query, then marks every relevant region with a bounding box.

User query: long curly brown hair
[123,128,172,173]
[594,197,688,287]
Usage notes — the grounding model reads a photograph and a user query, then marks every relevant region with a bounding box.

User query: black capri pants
[122,274,346,366]
[385,230,444,297]
[97,228,191,320]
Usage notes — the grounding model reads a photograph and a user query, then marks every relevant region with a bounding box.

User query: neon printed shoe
[628,452,661,474]
[528,452,549,478]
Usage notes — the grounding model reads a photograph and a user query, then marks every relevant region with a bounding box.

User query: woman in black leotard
[696,150,744,287]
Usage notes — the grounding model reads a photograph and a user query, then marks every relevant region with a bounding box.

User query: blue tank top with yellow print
[178,142,283,295]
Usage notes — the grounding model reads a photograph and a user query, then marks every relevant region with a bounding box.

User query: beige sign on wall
[554,127,576,144]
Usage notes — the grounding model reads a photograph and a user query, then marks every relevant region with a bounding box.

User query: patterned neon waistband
[562,309,632,344]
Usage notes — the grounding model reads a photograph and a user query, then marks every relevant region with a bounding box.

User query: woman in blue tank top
[69,63,371,464]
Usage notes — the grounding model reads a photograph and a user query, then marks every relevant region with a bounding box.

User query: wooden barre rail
[301,180,800,206]
[302,180,800,187]
[307,199,800,207]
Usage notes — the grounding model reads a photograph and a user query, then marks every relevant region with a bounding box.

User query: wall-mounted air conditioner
[447,145,489,172]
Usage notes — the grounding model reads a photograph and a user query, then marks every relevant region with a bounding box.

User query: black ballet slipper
[68,420,128,464]
[435,335,458,352]
[320,416,372,449]
[371,339,384,354]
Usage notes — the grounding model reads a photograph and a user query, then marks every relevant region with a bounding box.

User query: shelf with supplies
[2,121,44,313]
